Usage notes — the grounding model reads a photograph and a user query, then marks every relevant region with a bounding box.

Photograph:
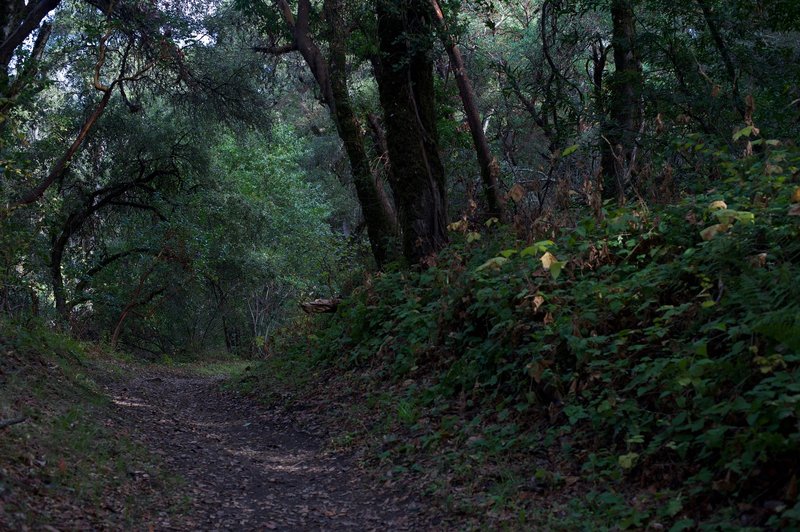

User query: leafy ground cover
[244,145,800,530]
[0,320,186,529]
[0,321,443,529]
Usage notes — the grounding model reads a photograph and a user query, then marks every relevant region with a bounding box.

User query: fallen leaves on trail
[105,371,433,531]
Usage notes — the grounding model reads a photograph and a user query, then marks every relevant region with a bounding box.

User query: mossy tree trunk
[601,0,642,202]
[375,0,448,263]
[273,0,400,267]
[324,0,400,266]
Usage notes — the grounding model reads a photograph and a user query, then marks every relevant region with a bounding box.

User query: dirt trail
[106,371,432,531]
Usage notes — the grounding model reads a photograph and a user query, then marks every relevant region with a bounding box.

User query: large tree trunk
[376,0,448,263]
[323,0,399,266]
[430,0,502,220]
[601,0,642,202]
[0,0,60,77]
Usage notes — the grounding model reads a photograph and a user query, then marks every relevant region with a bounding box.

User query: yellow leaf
[447,219,467,232]
[700,223,729,241]
[476,256,508,272]
[709,200,727,211]
[562,144,579,157]
[733,126,756,141]
[508,183,525,203]
[791,188,800,204]
[540,251,558,270]
[618,452,639,470]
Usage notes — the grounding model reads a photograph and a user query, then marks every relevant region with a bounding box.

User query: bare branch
[0,417,27,430]
[253,43,298,55]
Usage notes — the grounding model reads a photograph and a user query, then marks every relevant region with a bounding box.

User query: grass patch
[180,359,253,378]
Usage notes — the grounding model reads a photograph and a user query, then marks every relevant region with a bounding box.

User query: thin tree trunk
[696,0,746,119]
[111,251,163,349]
[13,89,112,207]
[323,0,399,265]
[51,233,69,321]
[366,111,400,208]
[430,0,503,219]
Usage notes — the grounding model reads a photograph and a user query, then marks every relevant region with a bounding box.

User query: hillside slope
[249,151,800,529]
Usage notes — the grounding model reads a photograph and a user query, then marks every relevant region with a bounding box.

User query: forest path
[105,369,430,531]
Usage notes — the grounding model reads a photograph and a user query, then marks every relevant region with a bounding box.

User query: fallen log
[300,298,341,314]
[0,416,27,430]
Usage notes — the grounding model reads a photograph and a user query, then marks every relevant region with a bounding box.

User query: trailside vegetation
[259,139,800,529]
[1,0,799,528]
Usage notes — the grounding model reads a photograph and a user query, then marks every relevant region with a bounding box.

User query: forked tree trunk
[601,0,642,202]
[376,0,448,263]
[324,0,400,265]
[273,0,400,267]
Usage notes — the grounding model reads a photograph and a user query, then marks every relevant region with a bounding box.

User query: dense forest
[1,0,799,529]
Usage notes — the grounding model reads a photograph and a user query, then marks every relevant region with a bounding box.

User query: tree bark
[430,0,503,220]
[601,0,642,202]
[14,88,111,208]
[376,0,448,263]
[273,0,400,266]
[366,112,398,193]
[0,0,60,75]
[323,0,399,265]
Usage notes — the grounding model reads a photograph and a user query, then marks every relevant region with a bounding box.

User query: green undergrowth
[255,144,800,529]
[233,318,329,404]
[0,319,183,528]
[164,349,254,379]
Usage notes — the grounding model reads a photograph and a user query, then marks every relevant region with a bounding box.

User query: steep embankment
[247,161,800,529]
